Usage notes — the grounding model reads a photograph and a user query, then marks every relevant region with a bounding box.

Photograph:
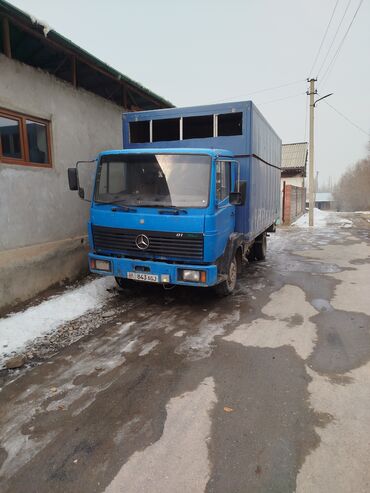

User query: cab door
[214,160,236,258]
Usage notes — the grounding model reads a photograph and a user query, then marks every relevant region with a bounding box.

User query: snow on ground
[292,209,353,229]
[0,276,115,366]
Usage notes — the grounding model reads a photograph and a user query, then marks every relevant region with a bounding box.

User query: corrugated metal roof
[315,192,334,202]
[282,142,308,169]
[0,0,173,109]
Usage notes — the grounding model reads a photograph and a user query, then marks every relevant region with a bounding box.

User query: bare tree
[334,145,370,211]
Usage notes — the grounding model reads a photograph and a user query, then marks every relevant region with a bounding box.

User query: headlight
[90,259,111,272]
[180,270,206,283]
[183,270,200,282]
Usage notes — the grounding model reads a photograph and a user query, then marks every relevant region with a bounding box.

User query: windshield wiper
[95,200,137,212]
[157,205,188,215]
[132,202,188,214]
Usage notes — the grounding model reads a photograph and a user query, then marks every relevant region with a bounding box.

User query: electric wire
[309,0,340,76]
[316,0,353,76]
[324,101,369,136]
[206,79,306,105]
[320,0,364,86]
[258,92,306,105]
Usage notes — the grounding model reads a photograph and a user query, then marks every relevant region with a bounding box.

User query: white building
[281,142,308,187]
[280,142,308,224]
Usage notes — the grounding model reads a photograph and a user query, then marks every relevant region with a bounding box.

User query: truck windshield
[94,153,211,208]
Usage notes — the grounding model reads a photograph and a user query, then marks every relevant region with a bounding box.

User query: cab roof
[99,148,234,159]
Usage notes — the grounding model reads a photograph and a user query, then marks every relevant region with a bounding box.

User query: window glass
[216,161,231,202]
[26,120,49,163]
[130,121,150,143]
[218,112,243,136]
[183,115,213,139]
[96,154,211,208]
[0,116,22,159]
[153,118,180,142]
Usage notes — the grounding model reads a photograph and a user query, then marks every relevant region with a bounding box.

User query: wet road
[1,213,370,493]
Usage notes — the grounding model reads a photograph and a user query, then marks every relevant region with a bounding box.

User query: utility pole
[307,79,333,226]
[307,78,317,227]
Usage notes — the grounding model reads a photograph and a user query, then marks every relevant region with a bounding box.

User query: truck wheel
[215,255,237,296]
[115,276,136,289]
[247,247,256,262]
[254,232,267,261]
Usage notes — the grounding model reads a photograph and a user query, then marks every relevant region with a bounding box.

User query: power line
[320,0,364,85]
[258,92,306,105]
[317,0,353,76]
[309,0,340,76]
[324,100,369,136]
[205,79,305,105]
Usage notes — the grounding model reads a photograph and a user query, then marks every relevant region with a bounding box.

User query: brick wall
[282,184,306,225]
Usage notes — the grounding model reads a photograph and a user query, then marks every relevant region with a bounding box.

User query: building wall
[0,54,124,251]
[281,175,305,188]
[0,55,124,311]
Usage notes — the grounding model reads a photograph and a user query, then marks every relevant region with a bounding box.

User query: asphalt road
[1,213,370,493]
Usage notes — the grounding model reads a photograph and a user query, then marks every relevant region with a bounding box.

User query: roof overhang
[0,0,173,110]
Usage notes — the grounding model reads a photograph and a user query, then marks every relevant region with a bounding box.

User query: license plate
[127,272,159,283]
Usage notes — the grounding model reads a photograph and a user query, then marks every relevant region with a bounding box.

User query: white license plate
[127,272,159,283]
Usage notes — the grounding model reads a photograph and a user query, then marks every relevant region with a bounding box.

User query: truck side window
[216,161,230,202]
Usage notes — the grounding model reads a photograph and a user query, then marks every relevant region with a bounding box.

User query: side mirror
[230,180,247,206]
[68,168,78,191]
[229,191,242,205]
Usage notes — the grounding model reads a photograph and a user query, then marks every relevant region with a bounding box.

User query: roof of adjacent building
[281,142,308,170]
[0,0,173,110]
[315,192,334,202]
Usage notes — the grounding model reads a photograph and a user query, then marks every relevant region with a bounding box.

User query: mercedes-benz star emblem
[135,234,150,250]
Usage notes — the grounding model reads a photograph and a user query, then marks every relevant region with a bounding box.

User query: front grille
[92,225,204,260]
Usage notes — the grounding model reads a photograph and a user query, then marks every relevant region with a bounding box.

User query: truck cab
[74,148,245,294]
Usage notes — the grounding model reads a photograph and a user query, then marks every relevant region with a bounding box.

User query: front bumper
[88,253,218,287]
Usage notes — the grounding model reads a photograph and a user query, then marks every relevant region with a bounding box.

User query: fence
[282,183,306,225]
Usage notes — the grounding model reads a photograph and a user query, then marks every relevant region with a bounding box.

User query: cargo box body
[122,101,281,241]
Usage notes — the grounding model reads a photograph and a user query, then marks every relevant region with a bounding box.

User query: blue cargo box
[122,101,281,241]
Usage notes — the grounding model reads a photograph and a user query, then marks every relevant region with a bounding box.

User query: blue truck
[68,101,281,295]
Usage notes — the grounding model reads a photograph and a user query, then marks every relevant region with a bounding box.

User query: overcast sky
[10,0,370,185]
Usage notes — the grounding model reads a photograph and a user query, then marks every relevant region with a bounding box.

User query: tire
[215,255,238,296]
[247,246,256,262]
[254,232,267,261]
[115,276,136,289]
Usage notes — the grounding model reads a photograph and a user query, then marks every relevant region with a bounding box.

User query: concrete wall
[0,54,124,251]
[0,55,124,311]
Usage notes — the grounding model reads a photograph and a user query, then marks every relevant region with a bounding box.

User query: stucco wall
[0,54,124,251]
[281,176,305,189]
[0,55,128,311]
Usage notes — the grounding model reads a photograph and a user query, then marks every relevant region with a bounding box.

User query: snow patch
[292,209,353,229]
[0,277,115,366]
[173,330,186,338]
[176,310,240,360]
[292,209,331,228]
[139,340,160,356]
[122,339,139,353]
